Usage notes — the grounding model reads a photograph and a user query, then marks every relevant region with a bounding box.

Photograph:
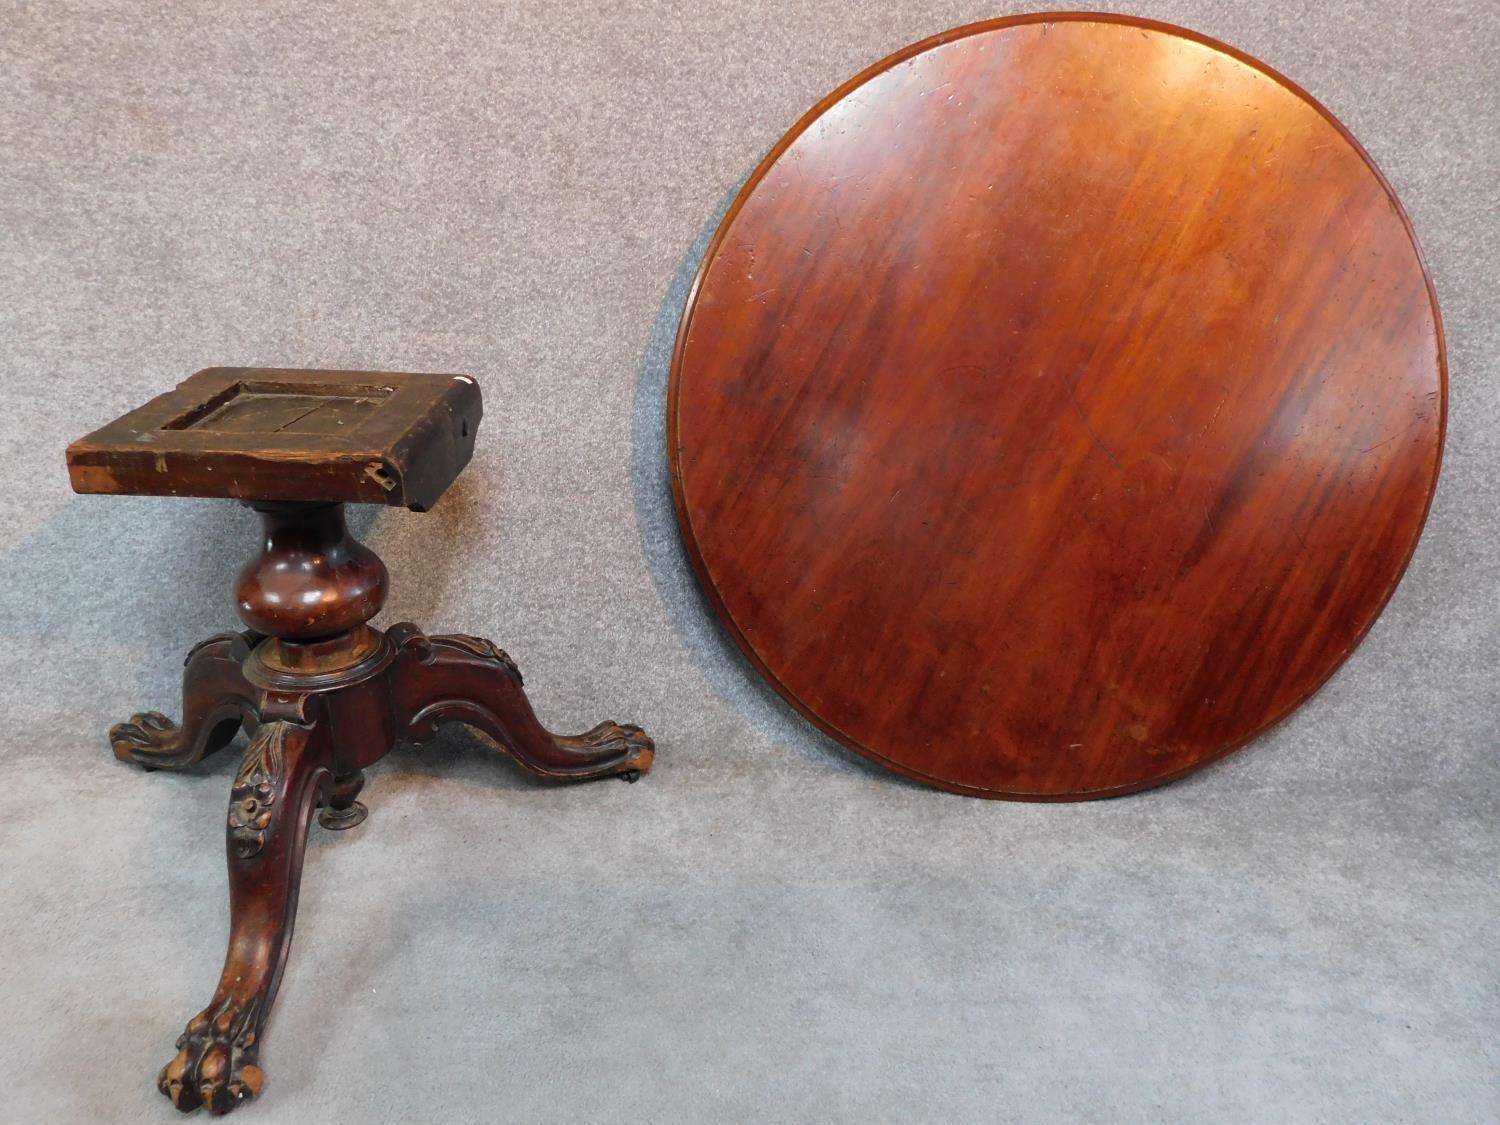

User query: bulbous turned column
[234,502,388,641]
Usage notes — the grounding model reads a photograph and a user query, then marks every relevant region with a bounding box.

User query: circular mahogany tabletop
[669,14,1445,799]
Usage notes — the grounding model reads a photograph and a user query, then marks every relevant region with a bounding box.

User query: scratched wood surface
[669,14,1446,799]
[67,367,482,511]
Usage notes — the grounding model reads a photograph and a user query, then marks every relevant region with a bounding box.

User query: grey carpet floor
[1,2,1496,1122]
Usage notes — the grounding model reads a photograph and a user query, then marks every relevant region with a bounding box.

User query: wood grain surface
[669,14,1445,799]
[67,367,482,511]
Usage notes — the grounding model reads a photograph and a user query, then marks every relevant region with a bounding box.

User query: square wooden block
[67,367,483,510]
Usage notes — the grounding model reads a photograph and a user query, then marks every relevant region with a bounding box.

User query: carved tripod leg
[111,631,261,770]
[159,705,331,1116]
[386,623,655,781]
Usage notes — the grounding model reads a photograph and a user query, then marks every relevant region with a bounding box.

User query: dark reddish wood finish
[670,14,1445,800]
[235,502,389,639]
[66,367,481,511]
[73,371,654,1114]
[109,631,261,770]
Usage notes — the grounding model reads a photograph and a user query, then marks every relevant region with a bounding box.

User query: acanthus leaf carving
[432,633,523,685]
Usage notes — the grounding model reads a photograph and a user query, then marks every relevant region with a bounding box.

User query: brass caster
[318,801,368,831]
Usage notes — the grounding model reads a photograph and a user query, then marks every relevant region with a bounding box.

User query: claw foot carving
[568,721,655,779]
[109,631,257,770]
[158,999,266,1115]
[111,711,187,768]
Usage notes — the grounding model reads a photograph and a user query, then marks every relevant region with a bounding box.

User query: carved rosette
[228,725,287,859]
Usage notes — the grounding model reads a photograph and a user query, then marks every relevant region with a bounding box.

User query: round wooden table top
[669,14,1445,799]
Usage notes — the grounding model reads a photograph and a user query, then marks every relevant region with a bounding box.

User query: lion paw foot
[111,711,186,768]
[574,721,655,777]
[157,1004,264,1116]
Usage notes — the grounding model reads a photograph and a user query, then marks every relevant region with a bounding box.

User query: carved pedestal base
[113,616,653,1115]
[71,374,647,1115]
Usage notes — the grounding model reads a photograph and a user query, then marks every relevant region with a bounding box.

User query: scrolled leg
[158,708,331,1115]
[386,623,655,782]
[111,631,260,770]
